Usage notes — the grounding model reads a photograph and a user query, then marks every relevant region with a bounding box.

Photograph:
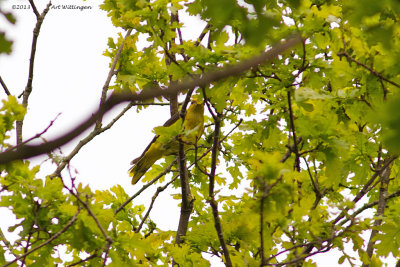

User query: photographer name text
[51,5,92,11]
[12,4,92,11]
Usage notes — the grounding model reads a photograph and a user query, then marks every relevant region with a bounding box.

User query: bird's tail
[129,145,161,184]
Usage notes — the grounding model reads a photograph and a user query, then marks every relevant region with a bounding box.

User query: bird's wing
[182,100,204,143]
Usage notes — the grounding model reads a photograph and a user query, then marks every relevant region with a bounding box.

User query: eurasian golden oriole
[129,100,204,184]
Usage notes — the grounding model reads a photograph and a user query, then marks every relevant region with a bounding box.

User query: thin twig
[102,241,112,267]
[61,172,112,244]
[208,114,221,195]
[174,15,189,62]
[259,182,266,265]
[135,102,172,106]
[267,211,351,266]
[66,252,99,267]
[67,187,112,244]
[287,91,300,171]
[284,30,307,172]
[164,48,192,77]
[365,162,392,260]
[0,75,11,96]
[297,157,397,262]
[96,29,133,129]
[51,102,134,177]
[332,156,397,225]
[302,157,322,201]
[194,24,211,47]
[280,137,302,163]
[3,207,80,267]
[115,159,177,214]
[7,113,60,152]
[115,119,243,215]
[136,182,172,233]
[264,245,332,266]
[342,189,400,226]
[259,175,284,265]
[0,228,20,261]
[16,1,51,145]
[28,0,40,17]
[295,156,396,265]
[337,51,400,88]
[208,113,232,267]
[265,240,317,263]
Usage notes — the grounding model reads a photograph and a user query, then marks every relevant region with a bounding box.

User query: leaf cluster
[2,0,400,266]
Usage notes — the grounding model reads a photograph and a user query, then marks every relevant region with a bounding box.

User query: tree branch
[287,91,300,171]
[102,241,112,267]
[51,102,133,178]
[337,51,400,89]
[116,118,242,215]
[332,155,397,225]
[208,113,232,267]
[341,189,400,225]
[115,159,177,214]
[7,113,60,152]
[259,182,266,265]
[96,29,132,129]
[280,137,302,163]
[0,35,301,164]
[174,141,193,245]
[301,156,397,261]
[16,1,51,145]
[302,156,323,208]
[136,179,174,233]
[0,228,20,262]
[64,182,113,244]
[53,28,134,176]
[28,0,40,18]
[194,24,211,47]
[259,175,283,265]
[0,75,11,96]
[66,252,99,267]
[3,207,80,267]
[365,161,392,262]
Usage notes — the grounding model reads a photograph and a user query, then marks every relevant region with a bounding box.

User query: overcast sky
[0,0,396,265]
[0,0,185,192]
[0,0,220,263]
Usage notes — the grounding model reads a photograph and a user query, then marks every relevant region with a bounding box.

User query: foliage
[1,0,400,266]
[0,3,15,55]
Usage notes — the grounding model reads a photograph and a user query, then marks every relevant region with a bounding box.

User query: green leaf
[0,32,12,54]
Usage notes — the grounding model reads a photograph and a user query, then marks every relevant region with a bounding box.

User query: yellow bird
[129,100,204,184]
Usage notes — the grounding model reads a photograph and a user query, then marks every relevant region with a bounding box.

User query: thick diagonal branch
[50,30,134,177]
[0,35,301,164]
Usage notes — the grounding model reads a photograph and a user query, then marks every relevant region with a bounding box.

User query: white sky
[0,0,396,266]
